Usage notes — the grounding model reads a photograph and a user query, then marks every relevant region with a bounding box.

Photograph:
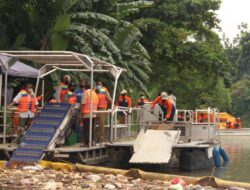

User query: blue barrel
[220,147,230,162]
[213,147,222,168]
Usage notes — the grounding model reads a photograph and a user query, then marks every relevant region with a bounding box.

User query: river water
[168,136,250,183]
[104,135,250,183]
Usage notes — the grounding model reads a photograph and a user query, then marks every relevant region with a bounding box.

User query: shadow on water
[99,136,250,183]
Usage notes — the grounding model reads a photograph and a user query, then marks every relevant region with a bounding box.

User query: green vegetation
[223,24,250,127]
[0,0,249,126]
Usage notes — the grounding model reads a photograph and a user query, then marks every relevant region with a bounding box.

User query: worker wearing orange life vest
[80,82,99,146]
[136,94,149,108]
[64,83,76,104]
[151,92,172,120]
[55,75,70,103]
[95,81,112,143]
[8,83,38,143]
[116,90,132,124]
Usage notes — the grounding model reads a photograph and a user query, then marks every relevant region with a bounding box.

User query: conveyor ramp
[9,103,73,163]
[129,130,180,164]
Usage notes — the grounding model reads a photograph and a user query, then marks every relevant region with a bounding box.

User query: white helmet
[161,92,168,100]
[120,89,127,94]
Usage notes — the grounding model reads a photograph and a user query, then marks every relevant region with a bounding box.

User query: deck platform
[106,140,217,148]
[0,144,17,151]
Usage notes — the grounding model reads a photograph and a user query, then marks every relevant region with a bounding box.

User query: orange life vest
[59,82,68,102]
[97,87,108,109]
[82,89,99,114]
[116,95,132,107]
[18,90,36,113]
[67,91,76,104]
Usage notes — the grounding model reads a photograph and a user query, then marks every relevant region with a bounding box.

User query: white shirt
[13,92,38,118]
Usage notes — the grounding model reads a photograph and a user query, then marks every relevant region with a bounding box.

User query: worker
[226,121,234,129]
[198,113,205,123]
[151,92,172,121]
[135,94,149,108]
[116,90,132,124]
[178,113,184,121]
[167,90,176,121]
[80,82,99,146]
[8,83,38,143]
[55,75,70,103]
[234,118,241,129]
[95,81,112,144]
[74,80,86,142]
[64,83,76,104]
[74,79,86,104]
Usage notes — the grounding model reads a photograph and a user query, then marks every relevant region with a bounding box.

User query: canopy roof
[0,51,125,78]
[0,54,39,78]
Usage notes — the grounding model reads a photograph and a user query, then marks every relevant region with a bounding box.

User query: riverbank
[1,161,250,190]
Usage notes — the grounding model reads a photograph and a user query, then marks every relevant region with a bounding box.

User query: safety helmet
[161,92,168,100]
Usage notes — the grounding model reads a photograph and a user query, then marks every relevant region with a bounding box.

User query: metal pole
[35,70,41,96]
[195,110,198,123]
[208,108,210,141]
[41,79,45,107]
[217,109,221,142]
[3,64,8,144]
[128,108,131,138]
[110,70,122,142]
[0,60,4,109]
[0,74,2,109]
[89,65,94,148]
[213,108,216,139]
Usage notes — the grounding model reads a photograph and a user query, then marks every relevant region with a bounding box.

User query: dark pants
[82,118,96,145]
[159,105,167,120]
[170,105,176,121]
[97,108,106,142]
[159,104,175,121]
[17,117,33,144]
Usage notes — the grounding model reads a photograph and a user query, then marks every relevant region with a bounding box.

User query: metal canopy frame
[0,51,125,146]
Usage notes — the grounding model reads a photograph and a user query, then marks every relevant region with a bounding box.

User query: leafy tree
[127,0,231,110]
[231,77,250,127]
[0,0,152,94]
[225,24,250,127]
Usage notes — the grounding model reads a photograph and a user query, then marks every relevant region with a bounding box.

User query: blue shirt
[74,89,83,103]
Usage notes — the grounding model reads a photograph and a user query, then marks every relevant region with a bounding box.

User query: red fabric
[170,177,186,187]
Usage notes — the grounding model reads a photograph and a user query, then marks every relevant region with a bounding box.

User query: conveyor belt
[9,103,73,163]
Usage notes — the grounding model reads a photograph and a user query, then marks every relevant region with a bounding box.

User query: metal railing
[0,105,221,145]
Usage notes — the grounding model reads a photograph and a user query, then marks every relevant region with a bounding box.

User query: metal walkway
[9,103,73,163]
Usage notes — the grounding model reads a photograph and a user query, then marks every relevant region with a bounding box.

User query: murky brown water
[169,136,250,183]
[218,136,250,182]
[104,135,250,183]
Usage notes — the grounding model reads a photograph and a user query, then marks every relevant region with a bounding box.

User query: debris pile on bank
[0,161,249,190]
[0,167,246,190]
